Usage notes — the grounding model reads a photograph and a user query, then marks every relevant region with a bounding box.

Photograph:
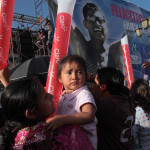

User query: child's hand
[46,115,65,131]
[0,66,10,87]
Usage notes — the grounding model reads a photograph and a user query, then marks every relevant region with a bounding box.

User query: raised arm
[0,66,10,87]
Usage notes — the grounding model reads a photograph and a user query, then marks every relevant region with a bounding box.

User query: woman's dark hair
[130,79,150,113]
[96,67,126,96]
[0,77,39,149]
[58,55,87,78]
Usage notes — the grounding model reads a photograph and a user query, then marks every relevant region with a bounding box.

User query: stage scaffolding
[34,0,47,23]
[9,13,50,67]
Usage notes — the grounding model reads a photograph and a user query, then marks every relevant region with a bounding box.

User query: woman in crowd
[131,79,150,150]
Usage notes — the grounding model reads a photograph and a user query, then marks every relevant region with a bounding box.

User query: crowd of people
[0,54,150,150]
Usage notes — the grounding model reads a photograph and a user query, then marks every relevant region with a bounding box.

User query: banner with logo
[48,0,150,81]
[121,35,134,88]
[46,0,76,111]
[0,0,15,70]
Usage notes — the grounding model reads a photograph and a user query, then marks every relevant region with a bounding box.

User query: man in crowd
[92,67,135,149]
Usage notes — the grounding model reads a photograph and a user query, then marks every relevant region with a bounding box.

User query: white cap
[57,0,76,15]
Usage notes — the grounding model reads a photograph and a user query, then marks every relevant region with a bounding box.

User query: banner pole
[45,0,76,112]
[121,35,134,88]
[0,0,15,70]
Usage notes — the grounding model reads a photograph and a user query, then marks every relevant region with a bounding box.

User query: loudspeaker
[19,30,34,62]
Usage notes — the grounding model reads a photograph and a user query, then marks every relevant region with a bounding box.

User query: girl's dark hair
[97,67,126,96]
[0,77,39,149]
[130,79,150,113]
[58,55,87,78]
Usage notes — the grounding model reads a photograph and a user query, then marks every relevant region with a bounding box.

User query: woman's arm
[0,66,9,87]
[46,103,96,131]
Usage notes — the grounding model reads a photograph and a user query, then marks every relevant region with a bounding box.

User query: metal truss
[34,0,47,22]
[13,13,41,25]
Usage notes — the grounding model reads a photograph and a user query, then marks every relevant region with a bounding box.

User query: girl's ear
[25,110,37,120]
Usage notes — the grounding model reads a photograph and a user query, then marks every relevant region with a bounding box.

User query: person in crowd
[92,67,135,150]
[35,28,48,55]
[46,55,98,150]
[43,18,52,46]
[0,66,94,150]
[130,79,150,150]
[0,66,9,128]
[35,30,43,47]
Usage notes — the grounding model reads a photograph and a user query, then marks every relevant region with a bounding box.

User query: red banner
[45,0,76,110]
[46,13,72,108]
[0,0,15,70]
[121,35,134,88]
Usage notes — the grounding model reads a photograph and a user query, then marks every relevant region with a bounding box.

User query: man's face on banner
[84,8,106,43]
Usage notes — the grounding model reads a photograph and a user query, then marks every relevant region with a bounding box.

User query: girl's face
[36,83,55,120]
[58,61,86,94]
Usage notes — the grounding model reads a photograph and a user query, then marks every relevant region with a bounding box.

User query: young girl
[131,79,150,150]
[0,67,95,150]
[46,55,98,149]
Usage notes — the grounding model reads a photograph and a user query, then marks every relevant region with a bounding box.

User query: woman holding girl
[0,59,95,149]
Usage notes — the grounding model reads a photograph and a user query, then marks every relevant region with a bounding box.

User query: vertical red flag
[0,0,15,70]
[121,35,134,88]
[45,0,76,109]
